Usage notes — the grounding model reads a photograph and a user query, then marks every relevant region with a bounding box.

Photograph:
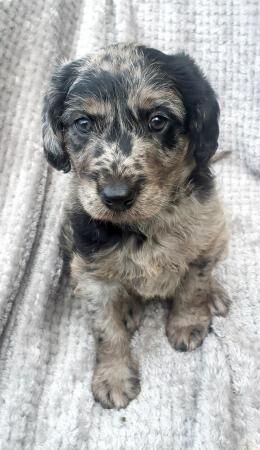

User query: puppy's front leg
[166,259,230,352]
[80,277,141,409]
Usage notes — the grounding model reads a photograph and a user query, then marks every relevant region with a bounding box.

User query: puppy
[42,43,230,409]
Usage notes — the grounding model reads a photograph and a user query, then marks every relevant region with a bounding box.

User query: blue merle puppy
[42,44,230,409]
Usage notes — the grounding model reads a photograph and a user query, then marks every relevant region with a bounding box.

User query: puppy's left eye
[149,115,168,132]
[74,117,92,133]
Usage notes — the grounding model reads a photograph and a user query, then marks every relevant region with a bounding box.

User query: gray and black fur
[42,44,229,409]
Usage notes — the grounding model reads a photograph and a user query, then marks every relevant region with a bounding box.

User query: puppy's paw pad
[209,285,231,317]
[166,323,208,352]
[92,363,140,409]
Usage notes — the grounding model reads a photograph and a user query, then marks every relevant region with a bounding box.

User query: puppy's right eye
[74,117,92,133]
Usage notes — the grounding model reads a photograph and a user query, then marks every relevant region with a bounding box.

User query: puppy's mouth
[79,176,164,224]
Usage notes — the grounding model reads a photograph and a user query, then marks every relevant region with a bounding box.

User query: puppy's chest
[70,210,196,298]
[96,231,191,298]
[132,247,183,298]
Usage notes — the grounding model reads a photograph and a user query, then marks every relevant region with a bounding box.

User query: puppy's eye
[149,115,168,132]
[74,117,92,133]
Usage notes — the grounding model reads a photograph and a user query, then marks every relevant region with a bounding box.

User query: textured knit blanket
[0,1,260,449]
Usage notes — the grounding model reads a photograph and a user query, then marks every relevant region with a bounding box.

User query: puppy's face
[43,44,219,223]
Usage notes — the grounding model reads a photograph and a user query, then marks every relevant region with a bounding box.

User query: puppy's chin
[78,196,164,225]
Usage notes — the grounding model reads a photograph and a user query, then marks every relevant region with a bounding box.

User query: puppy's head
[42,44,219,223]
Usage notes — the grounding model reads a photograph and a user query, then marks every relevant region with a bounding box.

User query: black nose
[101,181,135,211]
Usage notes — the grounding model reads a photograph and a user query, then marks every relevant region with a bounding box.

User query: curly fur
[42,43,229,409]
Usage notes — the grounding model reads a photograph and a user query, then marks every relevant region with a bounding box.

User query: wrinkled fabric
[0,1,259,449]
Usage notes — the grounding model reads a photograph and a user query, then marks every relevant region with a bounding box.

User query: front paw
[92,360,140,409]
[166,322,209,352]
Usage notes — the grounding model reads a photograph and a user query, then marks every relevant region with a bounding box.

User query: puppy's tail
[211,150,232,164]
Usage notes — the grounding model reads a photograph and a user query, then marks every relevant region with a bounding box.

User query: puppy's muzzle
[100,180,136,211]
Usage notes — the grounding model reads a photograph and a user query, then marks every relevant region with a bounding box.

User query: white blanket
[0,1,259,448]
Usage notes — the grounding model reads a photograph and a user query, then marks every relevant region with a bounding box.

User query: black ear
[42,60,83,172]
[169,53,220,165]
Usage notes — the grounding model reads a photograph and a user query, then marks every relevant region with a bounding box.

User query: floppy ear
[169,53,220,165]
[42,60,83,172]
